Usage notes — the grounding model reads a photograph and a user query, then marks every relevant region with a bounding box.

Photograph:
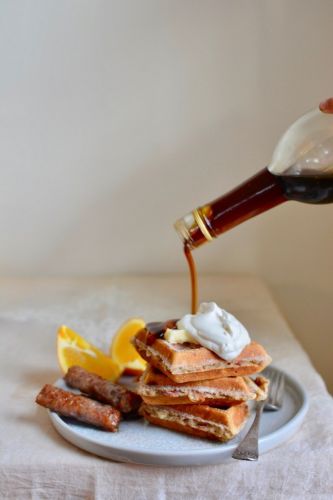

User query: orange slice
[110,318,146,375]
[57,325,121,381]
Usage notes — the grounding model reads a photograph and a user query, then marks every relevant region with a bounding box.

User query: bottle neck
[175,168,287,249]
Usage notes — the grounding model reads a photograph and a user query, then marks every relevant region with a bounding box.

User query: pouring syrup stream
[184,243,198,314]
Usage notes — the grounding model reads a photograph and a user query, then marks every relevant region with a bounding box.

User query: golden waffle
[138,365,269,406]
[140,402,249,442]
[134,326,271,383]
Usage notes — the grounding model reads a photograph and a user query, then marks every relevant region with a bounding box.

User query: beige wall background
[1,1,332,392]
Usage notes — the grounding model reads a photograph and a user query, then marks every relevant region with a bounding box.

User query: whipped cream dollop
[176,302,251,360]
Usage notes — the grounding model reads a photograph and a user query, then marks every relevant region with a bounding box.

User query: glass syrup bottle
[175,97,333,313]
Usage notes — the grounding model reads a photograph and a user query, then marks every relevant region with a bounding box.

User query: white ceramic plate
[49,367,308,466]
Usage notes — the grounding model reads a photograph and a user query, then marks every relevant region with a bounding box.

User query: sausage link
[64,366,141,414]
[36,384,121,432]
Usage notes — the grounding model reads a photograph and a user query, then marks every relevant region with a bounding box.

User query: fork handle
[232,400,265,461]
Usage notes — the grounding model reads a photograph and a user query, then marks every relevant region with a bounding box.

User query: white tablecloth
[0,275,332,499]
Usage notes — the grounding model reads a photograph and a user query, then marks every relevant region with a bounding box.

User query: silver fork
[232,368,285,461]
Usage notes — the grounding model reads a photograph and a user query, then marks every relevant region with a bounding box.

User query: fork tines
[263,368,285,410]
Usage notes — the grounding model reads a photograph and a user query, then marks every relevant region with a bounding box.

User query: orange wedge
[57,325,121,381]
[110,318,146,375]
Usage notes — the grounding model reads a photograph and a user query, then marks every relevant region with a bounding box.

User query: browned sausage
[36,384,121,432]
[64,366,141,415]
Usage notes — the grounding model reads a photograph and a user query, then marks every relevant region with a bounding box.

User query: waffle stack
[133,321,271,442]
